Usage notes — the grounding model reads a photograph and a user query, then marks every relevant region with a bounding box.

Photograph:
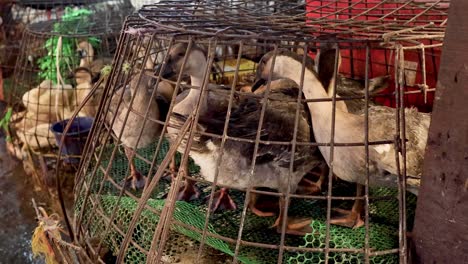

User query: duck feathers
[169,81,321,192]
[107,72,161,149]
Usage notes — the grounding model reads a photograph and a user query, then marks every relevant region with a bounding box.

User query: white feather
[374,144,391,155]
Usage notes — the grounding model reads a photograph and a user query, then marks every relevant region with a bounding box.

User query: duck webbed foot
[330,207,364,229]
[296,177,322,195]
[330,184,364,229]
[122,172,148,190]
[177,179,201,201]
[168,161,200,201]
[271,197,312,236]
[205,187,237,212]
[249,191,276,217]
[162,157,177,181]
[122,147,147,190]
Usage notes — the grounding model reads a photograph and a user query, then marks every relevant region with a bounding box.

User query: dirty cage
[72,0,447,263]
[5,0,135,191]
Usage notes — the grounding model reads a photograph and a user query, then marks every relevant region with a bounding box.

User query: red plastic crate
[305,0,447,112]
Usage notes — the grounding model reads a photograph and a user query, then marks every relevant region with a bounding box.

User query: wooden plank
[411,0,468,263]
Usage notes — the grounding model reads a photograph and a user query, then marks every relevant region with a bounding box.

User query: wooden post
[411,0,468,263]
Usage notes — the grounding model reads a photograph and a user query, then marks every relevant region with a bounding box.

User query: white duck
[256,49,430,228]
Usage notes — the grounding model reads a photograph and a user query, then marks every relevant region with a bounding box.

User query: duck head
[156,43,208,80]
[255,48,341,96]
[77,41,95,67]
[255,49,315,83]
[251,77,299,94]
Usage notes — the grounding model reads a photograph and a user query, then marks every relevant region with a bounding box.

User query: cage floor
[76,139,416,264]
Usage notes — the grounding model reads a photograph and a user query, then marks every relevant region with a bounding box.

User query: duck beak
[155,63,175,79]
[251,78,267,92]
[66,71,75,80]
[77,49,84,59]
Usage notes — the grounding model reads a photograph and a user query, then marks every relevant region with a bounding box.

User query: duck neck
[80,50,94,67]
[174,72,208,115]
[281,63,342,116]
[130,79,151,106]
[189,75,204,98]
[278,60,353,146]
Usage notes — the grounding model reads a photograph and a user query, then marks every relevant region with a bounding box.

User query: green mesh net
[75,139,417,263]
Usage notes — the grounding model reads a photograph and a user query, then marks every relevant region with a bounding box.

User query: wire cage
[4,1,135,190]
[0,0,137,90]
[71,0,447,263]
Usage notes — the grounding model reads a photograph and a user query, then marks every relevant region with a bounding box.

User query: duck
[250,49,390,195]
[22,79,76,122]
[162,43,324,235]
[159,43,236,207]
[107,70,161,190]
[255,49,430,228]
[247,77,329,214]
[76,40,113,82]
[16,122,56,150]
[72,67,98,117]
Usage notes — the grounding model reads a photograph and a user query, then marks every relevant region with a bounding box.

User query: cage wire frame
[71,0,446,263]
[5,1,134,194]
[0,0,139,88]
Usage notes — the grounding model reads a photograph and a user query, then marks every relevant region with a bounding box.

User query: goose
[162,44,323,235]
[107,70,161,190]
[256,49,430,228]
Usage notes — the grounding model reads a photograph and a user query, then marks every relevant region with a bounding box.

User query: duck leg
[122,147,147,190]
[330,184,364,229]
[271,197,312,236]
[297,163,328,195]
[249,190,276,217]
[169,157,177,178]
[163,157,177,181]
[176,162,200,201]
[206,188,237,212]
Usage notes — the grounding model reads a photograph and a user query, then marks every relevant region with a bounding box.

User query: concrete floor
[0,137,46,263]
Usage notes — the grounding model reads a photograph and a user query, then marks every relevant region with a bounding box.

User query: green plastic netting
[75,138,417,263]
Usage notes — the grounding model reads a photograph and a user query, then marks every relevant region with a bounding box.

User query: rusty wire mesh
[5,1,136,181]
[72,0,446,263]
[0,0,137,81]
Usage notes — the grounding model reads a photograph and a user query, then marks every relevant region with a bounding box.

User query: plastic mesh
[76,139,417,263]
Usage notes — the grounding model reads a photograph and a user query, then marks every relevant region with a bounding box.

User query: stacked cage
[4,0,136,190]
[73,0,447,263]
